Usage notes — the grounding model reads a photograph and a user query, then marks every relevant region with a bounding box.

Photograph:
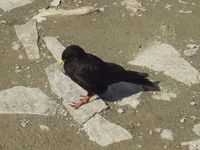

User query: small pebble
[117,108,124,114]
[18,55,24,59]
[39,124,50,131]
[180,118,187,123]
[99,7,105,12]
[190,102,197,106]
[160,129,174,140]
[154,128,161,133]
[20,119,29,128]
[15,66,20,69]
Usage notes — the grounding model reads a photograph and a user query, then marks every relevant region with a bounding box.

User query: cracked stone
[0,86,57,115]
[83,114,132,146]
[0,0,33,12]
[129,42,200,86]
[14,20,39,60]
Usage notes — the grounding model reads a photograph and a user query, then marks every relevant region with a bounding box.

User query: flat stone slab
[0,86,56,116]
[44,36,65,62]
[33,6,99,22]
[0,0,33,12]
[84,114,133,146]
[129,42,200,86]
[46,63,108,124]
[14,20,39,60]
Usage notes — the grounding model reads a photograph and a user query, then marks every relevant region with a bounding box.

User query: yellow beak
[59,60,64,65]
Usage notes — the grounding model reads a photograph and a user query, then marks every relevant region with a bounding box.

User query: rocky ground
[0,0,200,149]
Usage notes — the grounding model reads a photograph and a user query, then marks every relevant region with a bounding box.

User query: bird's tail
[123,71,155,87]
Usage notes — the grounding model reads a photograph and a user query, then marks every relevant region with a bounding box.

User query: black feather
[62,45,157,96]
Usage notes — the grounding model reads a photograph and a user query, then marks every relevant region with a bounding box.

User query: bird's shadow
[97,81,160,102]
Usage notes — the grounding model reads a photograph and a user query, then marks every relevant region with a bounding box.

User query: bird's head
[59,45,86,65]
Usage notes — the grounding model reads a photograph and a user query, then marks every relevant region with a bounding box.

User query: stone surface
[192,124,200,137]
[129,42,200,86]
[184,48,199,56]
[121,0,146,15]
[14,20,39,60]
[50,0,61,7]
[33,6,99,22]
[152,91,177,101]
[83,114,132,146]
[0,0,33,12]
[181,139,200,150]
[44,36,65,62]
[46,63,108,124]
[0,86,57,116]
[160,129,174,140]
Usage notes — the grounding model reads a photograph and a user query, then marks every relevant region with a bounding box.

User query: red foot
[72,96,92,109]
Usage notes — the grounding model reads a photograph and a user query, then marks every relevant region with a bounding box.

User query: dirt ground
[0,0,200,149]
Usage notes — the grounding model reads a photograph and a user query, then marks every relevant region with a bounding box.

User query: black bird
[60,45,156,109]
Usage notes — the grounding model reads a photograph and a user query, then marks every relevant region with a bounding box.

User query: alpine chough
[60,45,156,109]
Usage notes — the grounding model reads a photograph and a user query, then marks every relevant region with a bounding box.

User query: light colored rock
[32,6,99,22]
[20,119,29,128]
[121,0,146,15]
[184,48,199,56]
[50,0,61,7]
[0,0,33,12]
[152,91,177,101]
[44,36,65,62]
[46,63,108,124]
[83,114,132,146]
[193,124,200,137]
[154,128,161,133]
[14,20,39,60]
[0,86,57,115]
[12,41,20,50]
[39,124,50,131]
[118,92,141,108]
[181,139,200,150]
[103,82,143,108]
[178,10,192,14]
[117,108,124,114]
[160,129,174,140]
[129,42,200,86]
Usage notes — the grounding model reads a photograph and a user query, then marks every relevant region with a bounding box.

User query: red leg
[72,95,93,109]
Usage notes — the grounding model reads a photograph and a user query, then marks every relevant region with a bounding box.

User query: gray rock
[0,86,57,115]
[50,0,61,7]
[45,63,108,124]
[117,108,124,114]
[83,114,132,146]
[44,36,65,62]
[14,20,39,60]
[184,48,199,56]
[160,129,174,140]
[152,91,177,101]
[129,42,200,86]
[193,124,200,137]
[0,0,33,12]
[121,0,146,16]
[181,139,200,150]
[32,6,99,23]
[20,119,29,128]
